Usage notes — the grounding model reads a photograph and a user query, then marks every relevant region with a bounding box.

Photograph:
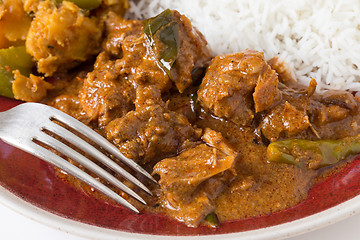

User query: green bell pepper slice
[0,46,33,98]
[204,212,219,228]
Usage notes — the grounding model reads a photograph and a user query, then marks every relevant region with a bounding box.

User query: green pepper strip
[204,212,219,228]
[0,46,33,98]
[267,136,360,169]
[143,9,180,78]
[55,0,102,10]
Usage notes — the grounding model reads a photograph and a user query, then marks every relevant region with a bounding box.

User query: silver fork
[0,102,157,213]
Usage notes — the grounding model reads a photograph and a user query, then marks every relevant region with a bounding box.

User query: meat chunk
[79,52,135,127]
[104,10,211,94]
[153,129,237,227]
[81,11,211,127]
[267,57,297,85]
[166,86,199,123]
[311,103,351,126]
[45,74,90,123]
[167,10,212,93]
[51,94,88,122]
[103,13,171,92]
[79,14,166,126]
[258,62,360,141]
[258,78,315,142]
[260,101,310,142]
[198,50,281,126]
[309,90,360,139]
[253,66,281,112]
[26,1,102,76]
[103,13,142,57]
[312,90,359,124]
[105,86,201,164]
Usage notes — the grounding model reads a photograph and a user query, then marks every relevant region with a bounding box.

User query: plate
[1,95,360,239]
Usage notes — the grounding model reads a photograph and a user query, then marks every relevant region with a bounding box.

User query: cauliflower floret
[25,0,102,76]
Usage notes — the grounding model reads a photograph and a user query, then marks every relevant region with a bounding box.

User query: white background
[0,203,359,240]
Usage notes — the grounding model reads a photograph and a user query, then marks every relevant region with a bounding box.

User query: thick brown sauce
[195,113,316,222]
[48,87,319,225]
[44,75,321,226]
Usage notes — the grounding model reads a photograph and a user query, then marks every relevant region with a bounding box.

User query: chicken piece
[25,0,102,76]
[103,13,143,58]
[153,128,237,227]
[105,86,201,164]
[198,50,281,126]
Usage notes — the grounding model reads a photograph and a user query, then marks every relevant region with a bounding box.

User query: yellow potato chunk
[0,0,32,49]
[26,0,102,76]
[12,70,53,102]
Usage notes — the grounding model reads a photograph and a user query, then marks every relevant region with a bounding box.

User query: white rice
[127,0,360,92]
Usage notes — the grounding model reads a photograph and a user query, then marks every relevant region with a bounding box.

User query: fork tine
[51,111,157,184]
[45,120,153,196]
[36,130,146,205]
[24,138,140,213]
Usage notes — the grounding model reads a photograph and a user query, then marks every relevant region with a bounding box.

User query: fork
[0,102,157,213]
